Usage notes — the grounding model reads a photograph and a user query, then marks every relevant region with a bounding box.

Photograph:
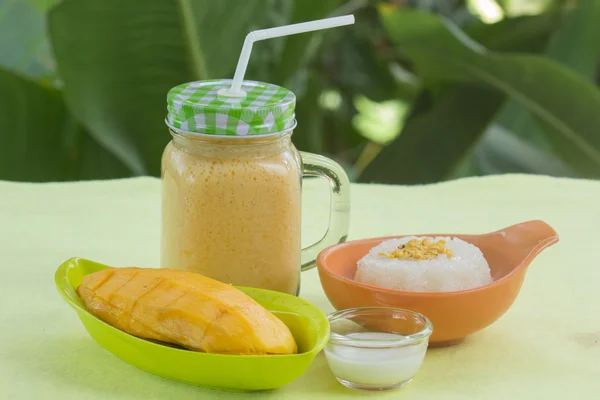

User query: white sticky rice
[354,236,492,292]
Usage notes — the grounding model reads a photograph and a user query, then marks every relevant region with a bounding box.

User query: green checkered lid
[166,79,296,136]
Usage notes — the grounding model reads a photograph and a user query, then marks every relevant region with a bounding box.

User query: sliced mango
[76,267,298,355]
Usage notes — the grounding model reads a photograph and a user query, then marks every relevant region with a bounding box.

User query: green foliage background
[1,0,599,184]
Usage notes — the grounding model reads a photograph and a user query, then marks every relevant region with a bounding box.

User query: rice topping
[379,238,453,260]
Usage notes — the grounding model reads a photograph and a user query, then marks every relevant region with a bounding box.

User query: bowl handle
[492,220,559,265]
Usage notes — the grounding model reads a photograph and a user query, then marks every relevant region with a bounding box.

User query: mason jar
[161,79,350,295]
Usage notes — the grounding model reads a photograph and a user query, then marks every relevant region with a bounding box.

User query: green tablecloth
[1,175,599,399]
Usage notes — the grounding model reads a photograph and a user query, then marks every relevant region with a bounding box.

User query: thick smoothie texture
[161,136,302,295]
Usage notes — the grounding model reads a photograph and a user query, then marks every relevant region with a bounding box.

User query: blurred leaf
[495,0,600,153]
[271,1,369,161]
[467,11,559,151]
[450,154,482,179]
[501,0,559,17]
[456,7,592,177]
[0,0,54,79]
[378,8,600,177]
[525,0,600,163]
[494,101,549,148]
[465,12,558,52]
[28,0,59,11]
[293,73,325,153]
[359,85,505,184]
[466,0,504,23]
[0,67,130,181]
[318,85,369,169]
[388,63,421,102]
[326,94,366,167]
[352,96,408,145]
[325,33,400,102]
[244,1,291,82]
[49,0,273,176]
[545,0,600,78]
[409,0,471,21]
[495,0,508,11]
[323,5,408,102]
[270,0,343,87]
[474,125,575,177]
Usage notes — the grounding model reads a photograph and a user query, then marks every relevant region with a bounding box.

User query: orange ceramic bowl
[317,220,559,347]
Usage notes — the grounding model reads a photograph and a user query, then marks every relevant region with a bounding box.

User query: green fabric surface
[1,175,599,399]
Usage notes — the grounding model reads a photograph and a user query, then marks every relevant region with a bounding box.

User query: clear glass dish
[324,307,433,391]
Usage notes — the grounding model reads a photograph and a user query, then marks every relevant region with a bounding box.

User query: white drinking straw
[225,15,355,97]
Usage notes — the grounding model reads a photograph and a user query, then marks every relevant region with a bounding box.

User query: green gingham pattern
[166,79,296,136]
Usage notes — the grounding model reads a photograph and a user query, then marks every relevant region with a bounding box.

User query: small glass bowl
[324,307,433,392]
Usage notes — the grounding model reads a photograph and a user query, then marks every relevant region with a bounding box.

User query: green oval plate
[55,257,329,392]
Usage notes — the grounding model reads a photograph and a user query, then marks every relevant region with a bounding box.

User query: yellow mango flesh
[76,267,298,355]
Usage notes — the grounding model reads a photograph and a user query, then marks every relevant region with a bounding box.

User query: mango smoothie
[161,134,302,295]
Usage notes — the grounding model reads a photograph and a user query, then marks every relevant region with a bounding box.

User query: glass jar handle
[300,152,350,271]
